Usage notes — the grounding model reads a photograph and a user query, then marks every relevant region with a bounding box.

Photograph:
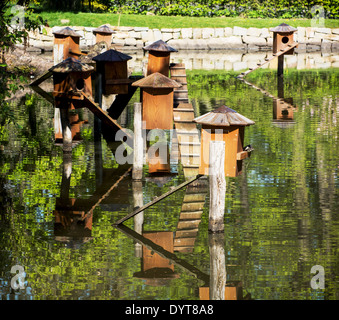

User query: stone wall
[27,25,339,52]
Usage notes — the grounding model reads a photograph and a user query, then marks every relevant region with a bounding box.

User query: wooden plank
[113,174,203,225]
[29,71,53,86]
[236,150,249,161]
[181,201,205,212]
[178,211,203,220]
[174,238,196,246]
[173,247,195,253]
[177,219,201,229]
[81,92,133,147]
[175,229,198,238]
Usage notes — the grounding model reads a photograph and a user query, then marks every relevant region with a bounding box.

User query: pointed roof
[92,49,132,62]
[49,57,94,73]
[193,105,255,127]
[269,23,297,33]
[93,24,114,34]
[53,27,82,38]
[143,39,178,52]
[132,72,181,88]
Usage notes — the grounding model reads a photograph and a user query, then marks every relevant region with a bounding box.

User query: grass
[40,11,339,29]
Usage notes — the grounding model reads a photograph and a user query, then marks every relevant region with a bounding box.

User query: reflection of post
[209,141,226,233]
[133,180,144,258]
[133,102,143,180]
[94,139,103,188]
[277,75,284,98]
[209,232,226,300]
[60,104,73,153]
[60,152,72,200]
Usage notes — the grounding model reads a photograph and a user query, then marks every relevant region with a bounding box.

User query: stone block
[125,37,137,46]
[181,28,193,39]
[233,26,247,36]
[260,28,270,38]
[224,27,233,36]
[332,29,339,35]
[162,32,173,42]
[141,30,154,42]
[153,29,162,41]
[202,28,215,39]
[214,28,224,38]
[134,27,149,32]
[193,28,202,39]
[314,27,331,34]
[247,27,261,37]
[243,35,267,46]
[306,27,315,38]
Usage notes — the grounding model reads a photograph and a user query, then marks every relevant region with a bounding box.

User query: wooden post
[133,102,143,180]
[277,75,284,98]
[277,55,284,77]
[133,180,144,258]
[208,141,226,233]
[60,104,73,153]
[209,232,226,300]
[94,72,103,142]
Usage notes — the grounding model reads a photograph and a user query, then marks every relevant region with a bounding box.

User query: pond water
[0,59,339,300]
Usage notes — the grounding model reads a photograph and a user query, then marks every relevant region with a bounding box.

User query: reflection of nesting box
[133,232,179,286]
[199,282,243,300]
[270,23,297,55]
[49,57,94,105]
[92,49,132,95]
[53,27,82,62]
[193,106,255,177]
[273,98,295,121]
[132,72,181,129]
[53,199,93,242]
[93,24,114,47]
[143,40,178,76]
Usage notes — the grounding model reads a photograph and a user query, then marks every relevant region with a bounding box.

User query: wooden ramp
[237,42,298,78]
[30,71,53,86]
[174,179,208,253]
[173,103,201,178]
[81,92,133,147]
[170,63,189,107]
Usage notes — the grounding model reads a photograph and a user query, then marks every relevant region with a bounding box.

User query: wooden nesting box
[92,49,132,95]
[143,40,178,76]
[273,98,295,121]
[193,106,255,177]
[53,27,82,63]
[49,57,94,107]
[93,24,114,47]
[132,72,181,130]
[270,23,297,55]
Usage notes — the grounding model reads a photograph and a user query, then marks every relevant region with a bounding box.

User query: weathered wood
[209,232,226,299]
[133,102,143,180]
[60,105,72,153]
[277,55,284,77]
[236,150,249,161]
[93,71,103,141]
[113,174,202,225]
[29,71,53,87]
[209,141,226,233]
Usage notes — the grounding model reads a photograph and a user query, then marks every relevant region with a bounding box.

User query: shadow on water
[1,64,339,300]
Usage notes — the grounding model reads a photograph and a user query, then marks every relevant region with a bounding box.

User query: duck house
[53,27,82,64]
[93,24,114,47]
[143,40,178,76]
[193,105,255,177]
[92,49,132,95]
[270,23,297,55]
[50,57,94,107]
[132,72,181,130]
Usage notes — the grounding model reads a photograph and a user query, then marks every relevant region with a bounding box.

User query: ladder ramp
[237,42,298,78]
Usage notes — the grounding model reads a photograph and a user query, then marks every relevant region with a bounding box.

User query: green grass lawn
[41,11,339,29]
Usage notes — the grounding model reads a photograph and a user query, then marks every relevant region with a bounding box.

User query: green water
[0,68,338,300]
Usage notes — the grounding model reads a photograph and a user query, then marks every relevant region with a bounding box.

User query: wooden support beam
[29,71,53,87]
[113,174,203,225]
[132,102,143,180]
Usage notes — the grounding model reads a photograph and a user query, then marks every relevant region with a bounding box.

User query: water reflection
[1,65,339,300]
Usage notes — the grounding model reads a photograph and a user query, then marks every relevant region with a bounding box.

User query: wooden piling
[209,232,226,300]
[133,102,143,180]
[94,72,103,141]
[277,55,284,77]
[133,180,144,258]
[208,141,226,233]
[60,105,73,153]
